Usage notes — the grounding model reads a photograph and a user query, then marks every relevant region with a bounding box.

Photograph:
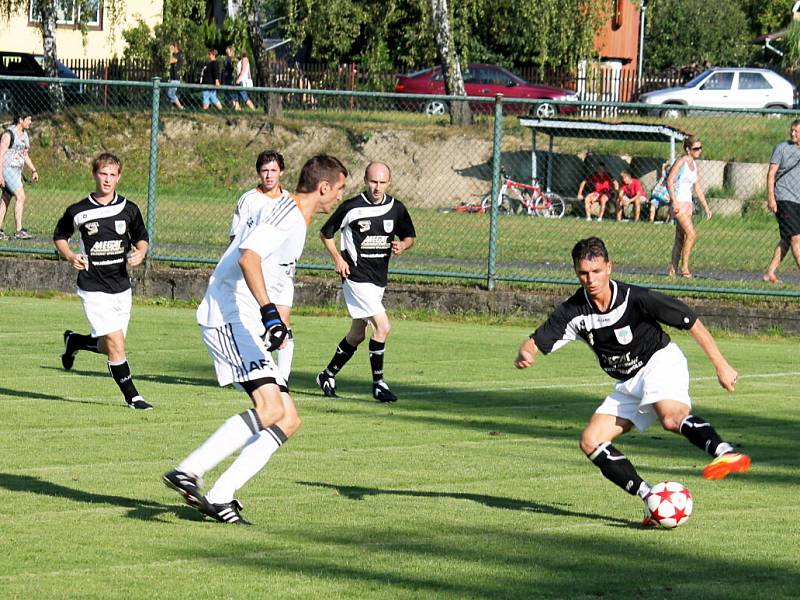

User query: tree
[428,0,471,125]
[646,0,752,72]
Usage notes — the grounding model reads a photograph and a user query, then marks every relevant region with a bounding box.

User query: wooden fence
[58,57,690,103]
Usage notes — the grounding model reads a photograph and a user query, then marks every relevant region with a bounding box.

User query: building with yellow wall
[0,1,163,59]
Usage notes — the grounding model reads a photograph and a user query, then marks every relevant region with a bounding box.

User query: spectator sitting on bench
[614,170,646,222]
[577,162,613,221]
[648,162,672,224]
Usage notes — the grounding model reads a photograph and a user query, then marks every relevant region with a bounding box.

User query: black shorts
[776,201,800,240]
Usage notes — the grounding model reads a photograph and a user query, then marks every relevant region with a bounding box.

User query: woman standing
[666,136,712,278]
[235,50,257,111]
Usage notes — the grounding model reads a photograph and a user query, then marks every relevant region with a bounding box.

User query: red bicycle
[480,167,566,218]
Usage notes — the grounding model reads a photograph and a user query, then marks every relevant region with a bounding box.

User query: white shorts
[200,322,286,389]
[266,263,295,308]
[595,343,691,432]
[77,287,132,337]
[342,279,386,319]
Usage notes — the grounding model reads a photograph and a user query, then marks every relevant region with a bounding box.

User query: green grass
[1,295,798,599]
[6,181,797,295]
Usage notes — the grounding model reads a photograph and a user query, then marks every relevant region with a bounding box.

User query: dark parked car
[394,63,578,117]
[0,51,83,114]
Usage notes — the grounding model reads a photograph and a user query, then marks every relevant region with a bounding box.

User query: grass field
[1,294,798,599]
[3,180,798,294]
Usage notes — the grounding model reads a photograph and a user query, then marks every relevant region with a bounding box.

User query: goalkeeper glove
[260,303,287,351]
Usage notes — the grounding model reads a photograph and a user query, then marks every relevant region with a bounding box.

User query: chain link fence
[0,74,798,298]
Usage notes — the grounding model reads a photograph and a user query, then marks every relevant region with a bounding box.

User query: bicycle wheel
[533,192,566,218]
[480,192,513,215]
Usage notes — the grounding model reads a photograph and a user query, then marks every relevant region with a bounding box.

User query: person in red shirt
[578,163,612,221]
[614,170,647,222]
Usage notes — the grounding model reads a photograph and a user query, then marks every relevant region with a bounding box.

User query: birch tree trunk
[428,0,471,125]
[38,0,64,109]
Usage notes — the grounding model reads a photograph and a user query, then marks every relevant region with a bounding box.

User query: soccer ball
[646,481,693,529]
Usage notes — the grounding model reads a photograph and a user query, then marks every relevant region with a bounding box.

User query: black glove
[260,303,287,351]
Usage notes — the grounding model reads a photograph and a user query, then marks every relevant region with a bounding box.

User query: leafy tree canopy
[646,0,752,71]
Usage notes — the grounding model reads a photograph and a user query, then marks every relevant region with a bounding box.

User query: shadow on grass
[0,386,104,405]
[41,365,219,388]
[297,480,633,526]
[0,473,202,523]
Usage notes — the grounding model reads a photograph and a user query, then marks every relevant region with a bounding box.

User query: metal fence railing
[0,74,798,298]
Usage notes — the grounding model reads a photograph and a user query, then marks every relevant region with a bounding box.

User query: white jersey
[197,195,307,329]
[229,186,291,239]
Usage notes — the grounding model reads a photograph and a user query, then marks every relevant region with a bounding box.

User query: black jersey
[320,192,416,287]
[53,194,149,294]
[532,280,697,380]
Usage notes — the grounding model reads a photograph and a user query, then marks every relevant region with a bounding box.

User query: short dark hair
[12,108,32,125]
[92,152,122,174]
[296,155,348,193]
[256,150,285,172]
[572,237,609,263]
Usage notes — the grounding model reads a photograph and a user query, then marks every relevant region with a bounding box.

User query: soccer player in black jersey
[53,153,151,410]
[515,237,751,525]
[316,161,416,402]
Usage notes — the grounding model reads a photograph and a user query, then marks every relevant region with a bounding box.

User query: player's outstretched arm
[689,319,738,392]
[515,336,538,369]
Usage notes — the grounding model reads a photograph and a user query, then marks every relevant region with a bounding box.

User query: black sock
[368,339,385,383]
[107,360,141,403]
[680,415,729,456]
[325,337,357,376]
[69,333,100,353]
[588,442,647,496]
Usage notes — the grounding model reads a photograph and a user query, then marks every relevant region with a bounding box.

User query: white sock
[714,442,734,456]
[177,411,258,478]
[276,332,294,382]
[637,481,652,499]
[205,429,283,504]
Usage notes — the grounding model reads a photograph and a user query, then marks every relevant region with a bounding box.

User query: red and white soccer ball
[646,481,693,529]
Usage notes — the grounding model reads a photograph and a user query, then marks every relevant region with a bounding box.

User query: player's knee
[255,403,284,427]
[579,432,600,456]
[658,414,684,433]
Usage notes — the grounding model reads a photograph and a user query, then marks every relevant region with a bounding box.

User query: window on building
[29,0,102,27]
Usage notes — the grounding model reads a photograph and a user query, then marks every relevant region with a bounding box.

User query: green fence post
[487,94,504,291]
[145,77,161,268]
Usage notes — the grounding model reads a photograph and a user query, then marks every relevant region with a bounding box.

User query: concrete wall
[2,257,798,335]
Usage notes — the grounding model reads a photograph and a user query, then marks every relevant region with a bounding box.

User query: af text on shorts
[200,322,285,388]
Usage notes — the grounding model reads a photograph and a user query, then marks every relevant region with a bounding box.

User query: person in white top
[229,150,297,381]
[666,135,712,278]
[164,154,348,525]
[235,50,257,111]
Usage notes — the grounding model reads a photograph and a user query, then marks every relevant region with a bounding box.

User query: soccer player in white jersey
[53,153,151,410]
[515,237,751,526]
[164,155,348,525]
[229,150,297,382]
[316,161,416,402]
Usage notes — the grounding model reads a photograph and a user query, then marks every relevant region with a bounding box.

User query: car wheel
[0,89,12,114]
[533,103,557,118]
[423,100,449,116]
[764,104,786,118]
[661,105,684,119]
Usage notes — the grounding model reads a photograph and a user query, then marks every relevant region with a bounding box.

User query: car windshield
[683,70,713,88]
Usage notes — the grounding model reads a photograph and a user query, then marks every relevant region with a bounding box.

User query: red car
[394,63,579,117]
